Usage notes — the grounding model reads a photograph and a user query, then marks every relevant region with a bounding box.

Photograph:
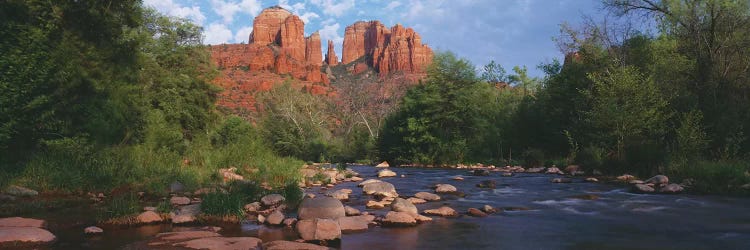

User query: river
[34,166,750,249]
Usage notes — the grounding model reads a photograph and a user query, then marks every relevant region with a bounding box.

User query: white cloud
[385,1,402,10]
[239,0,263,17]
[319,23,343,45]
[234,26,254,43]
[299,12,321,24]
[204,23,234,44]
[310,0,355,17]
[144,0,206,25]
[210,0,263,24]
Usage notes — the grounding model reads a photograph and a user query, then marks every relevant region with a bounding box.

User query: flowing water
[26,166,750,249]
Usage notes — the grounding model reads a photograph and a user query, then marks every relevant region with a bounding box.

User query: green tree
[481,60,508,83]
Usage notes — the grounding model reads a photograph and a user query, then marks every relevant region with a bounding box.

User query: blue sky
[144,0,606,77]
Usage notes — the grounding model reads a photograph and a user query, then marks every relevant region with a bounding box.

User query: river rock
[390,198,418,216]
[172,204,200,224]
[148,231,221,246]
[344,206,361,216]
[406,197,427,204]
[551,178,572,183]
[414,192,441,201]
[261,194,285,207]
[296,218,341,241]
[350,176,364,182]
[137,211,163,224]
[175,237,263,250]
[414,214,433,222]
[629,180,645,184]
[297,197,345,220]
[263,240,328,250]
[546,167,564,174]
[375,161,390,168]
[423,206,458,217]
[366,200,386,209]
[267,210,285,225]
[570,194,599,200]
[4,185,38,197]
[659,184,684,194]
[283,218,298,228]
[170,196,191,206]
[502,172,513,177]
[585,177,599,182]
[244,202,261,213]
[467,208,488,217]
[526,167,545,173]
[326,189,349,200]
[435,184,457,193]
[378,169,397,178]
[482,205,498,213]
[633,184,655,193]
[476,180,497,188]
[362,181,398,198]
[645,175,669,185]
[0,217,46,228]
[257,214,266,224]
[336,216,369,232]
[357,179,382,187]
[0,227,56,246]
[452,176,464,181]
[381,211,417,227]
[218,167,244,182]
[617,174,636,181]
[472,169,490,176]
[84,226,103,234]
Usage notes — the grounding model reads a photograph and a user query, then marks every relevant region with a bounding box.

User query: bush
[522,149,545,167]
[672,161,750,195]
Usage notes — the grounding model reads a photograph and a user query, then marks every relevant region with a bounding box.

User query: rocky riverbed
[2,165,750,249]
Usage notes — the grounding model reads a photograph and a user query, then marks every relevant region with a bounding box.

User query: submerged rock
[659,184,684,194]
[476,180,497,188]
[472,169,490,176]
[170,196,191,206]
[467,208,488,217]
[434,184,457,193]
[175,237,262,250]
[551,178,572,183]
[585,177,599,182]
[378,169,397,178]
[423,206,458,217]
[414,192,441,201]
[633,184,655,193]
[482,205,498,214]
[452,176,464,181]
[84,226,103,234]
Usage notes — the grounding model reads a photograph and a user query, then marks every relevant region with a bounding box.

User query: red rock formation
[305,32,322,67]
[375,24,433,76]
[325,40,338,66]
[341,22,432,76]
[251,7,292,45]
[279,15,305,62]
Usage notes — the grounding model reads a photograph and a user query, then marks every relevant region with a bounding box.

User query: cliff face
[341,21,433,76]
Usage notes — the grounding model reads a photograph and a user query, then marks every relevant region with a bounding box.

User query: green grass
[670,160,750,195]
[97,192,141,221]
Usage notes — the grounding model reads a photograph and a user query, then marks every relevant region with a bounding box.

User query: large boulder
[381,211,417,227]
[390,198,418,216]
[362,181,398,198]
[263,240,328,250]
[423,206,458,217]
[378,169,397,178]
[296,218,341,241]
[261,194,286,207]
[336,216,369,232]
[0,227,56,246]
[297,197,345,220]
[434,184,457,193]
[414,192,440,201]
